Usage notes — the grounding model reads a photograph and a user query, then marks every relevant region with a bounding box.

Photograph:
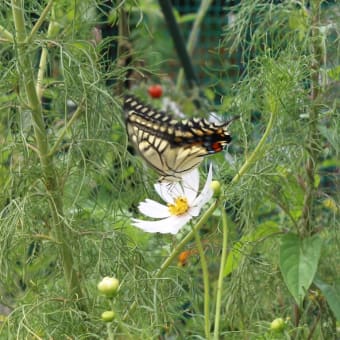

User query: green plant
[0,0,339,338]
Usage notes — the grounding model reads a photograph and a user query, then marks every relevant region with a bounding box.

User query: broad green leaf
[279,233,322,306]
[224,221,279,277]
[314,277,340,321]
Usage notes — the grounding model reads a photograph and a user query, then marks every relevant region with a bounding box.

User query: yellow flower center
[168,197,189,216]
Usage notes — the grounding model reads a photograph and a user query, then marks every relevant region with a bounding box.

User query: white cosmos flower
[131,165,214,234]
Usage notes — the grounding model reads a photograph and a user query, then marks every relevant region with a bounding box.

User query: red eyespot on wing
[212,142,223,152]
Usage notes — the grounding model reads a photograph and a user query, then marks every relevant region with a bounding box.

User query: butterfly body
[124,96,232,182]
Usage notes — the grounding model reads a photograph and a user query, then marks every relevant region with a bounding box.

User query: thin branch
[213,204,229,340]
[194,229,211,340]
[48,98,85,157]
[231,111,275,185]
[25,0,55,43]
[300,1,323,235]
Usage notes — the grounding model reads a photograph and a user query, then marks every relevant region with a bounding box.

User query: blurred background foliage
[0,0,339,338]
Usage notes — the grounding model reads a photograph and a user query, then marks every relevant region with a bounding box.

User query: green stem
[109,300,133,340]
[231,111,275,185]
[213,204,228,340]
[48,98,85,156]
[156,199,219,278]
[300,1,322,236]
[122,200,219,321]
[176,0,213,90]
[26,0,55,43]
[36,13,58,100]
[107,323,114,340]
[194,228,211,340]
[11,0,82,299]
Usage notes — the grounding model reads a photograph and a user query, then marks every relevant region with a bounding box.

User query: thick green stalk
[194,229,211,340]
[213,205,228,339]
[11,0,81,298]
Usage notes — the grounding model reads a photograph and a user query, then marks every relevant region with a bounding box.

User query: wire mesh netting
[170,0,234,84]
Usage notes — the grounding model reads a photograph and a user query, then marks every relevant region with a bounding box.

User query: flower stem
[156,199,219,278]
[213,204,229,340]
[231,110,275,185]
[109,300,132,340]
[122,199,219,321]
[194,228,211,340]
[107,323,114,340]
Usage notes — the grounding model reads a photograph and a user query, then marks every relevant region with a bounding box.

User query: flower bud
[101,310,115,322]
[210,180,221,197]
[97,277,119,297]
[270,317,285,332]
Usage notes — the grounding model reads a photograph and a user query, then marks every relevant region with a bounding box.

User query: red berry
[148,84,163,98]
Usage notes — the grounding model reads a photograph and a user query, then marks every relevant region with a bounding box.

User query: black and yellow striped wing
[124,96,232,181]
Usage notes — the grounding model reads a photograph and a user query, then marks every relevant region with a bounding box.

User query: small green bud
[270,317,285,332]
[210,180,221,197]
[97,277,119,297]
[101,310,115,322]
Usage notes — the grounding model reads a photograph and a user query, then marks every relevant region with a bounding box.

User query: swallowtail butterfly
[124,96,233,182]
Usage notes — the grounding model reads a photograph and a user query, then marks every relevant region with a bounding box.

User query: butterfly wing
[124,96,232,181]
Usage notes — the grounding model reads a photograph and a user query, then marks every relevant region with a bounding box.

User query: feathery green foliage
[0,0,339,338]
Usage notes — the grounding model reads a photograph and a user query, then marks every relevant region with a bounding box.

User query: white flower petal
[181,168,199,204]
[189,206,200,217]
[192,163,213,208]
[154,181,183,203]
[138,199,170,218]
[131,214,192,234]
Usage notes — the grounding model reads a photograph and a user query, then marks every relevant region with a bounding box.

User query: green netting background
[171,0,233,84]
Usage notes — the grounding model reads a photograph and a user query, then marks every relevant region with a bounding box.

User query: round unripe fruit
[210,180,221,197]
[101,310,115,322]
[270,318,285,332]
[97,277,119,297]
